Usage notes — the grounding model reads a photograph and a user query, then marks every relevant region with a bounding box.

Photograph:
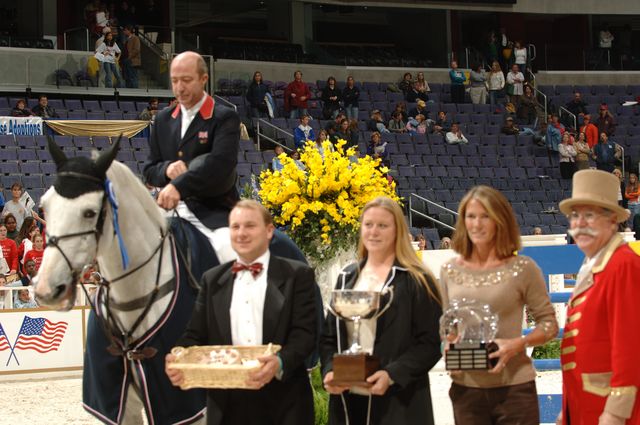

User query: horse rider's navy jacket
[143,95,240,230]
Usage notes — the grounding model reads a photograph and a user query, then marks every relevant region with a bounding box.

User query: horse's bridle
[46,170,173,360]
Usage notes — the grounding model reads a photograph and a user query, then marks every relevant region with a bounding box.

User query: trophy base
[328,353,380,387]
[445,342,499,370]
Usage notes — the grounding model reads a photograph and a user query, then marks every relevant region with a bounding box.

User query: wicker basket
[167,344,281,390]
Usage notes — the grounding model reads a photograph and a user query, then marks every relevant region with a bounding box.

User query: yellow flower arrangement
[259,139,400,265]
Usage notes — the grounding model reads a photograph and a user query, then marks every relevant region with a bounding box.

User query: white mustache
[568,228,599,238]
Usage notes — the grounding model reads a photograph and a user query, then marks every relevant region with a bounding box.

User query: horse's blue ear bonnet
[47,136,120,199]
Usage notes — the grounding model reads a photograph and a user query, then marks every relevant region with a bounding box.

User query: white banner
[0,307,87,375]
[0,116,44,136]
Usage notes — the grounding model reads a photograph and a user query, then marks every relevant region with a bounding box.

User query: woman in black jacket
[245,71,270,118]
[322,76,342,120]
[342,76,360,121]
[322,197,442,425]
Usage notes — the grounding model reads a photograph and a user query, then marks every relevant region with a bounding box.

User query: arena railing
[408,192,457,230]
[255,119,294,152]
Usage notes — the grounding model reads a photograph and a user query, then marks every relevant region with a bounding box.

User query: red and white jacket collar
[171,93,214,120]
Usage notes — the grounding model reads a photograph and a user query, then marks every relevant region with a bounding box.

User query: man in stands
[139,98,159,121]
[565,92,588,127]
[143,51,240,263]
[31,95,59,119]
[445,122,468,145]
[121,25,141,88]
[596,103,616,136]
[408,99,428,120]
[501,116,520,135]
[593,132,619,173]
[165,200,316,425]
[558,169,640,425]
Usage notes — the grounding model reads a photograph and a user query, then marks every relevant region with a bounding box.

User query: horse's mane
[106,160,167,232]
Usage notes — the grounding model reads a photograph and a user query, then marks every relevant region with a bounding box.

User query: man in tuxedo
[165,200,317,425]
[143,51,239,263]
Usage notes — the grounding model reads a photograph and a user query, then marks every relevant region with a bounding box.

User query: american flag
[0,323,10,351]
[13,316,68,353]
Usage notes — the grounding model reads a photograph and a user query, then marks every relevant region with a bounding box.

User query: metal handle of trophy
[371,285,394,320]
[326,303,346,320]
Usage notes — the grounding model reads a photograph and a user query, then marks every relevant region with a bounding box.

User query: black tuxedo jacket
[178,255,317,425]
[143,95,240,229]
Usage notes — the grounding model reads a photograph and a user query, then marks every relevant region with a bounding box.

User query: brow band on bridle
[57,171,105,185]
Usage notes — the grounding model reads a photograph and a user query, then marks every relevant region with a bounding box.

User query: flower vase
[312,248,358,307]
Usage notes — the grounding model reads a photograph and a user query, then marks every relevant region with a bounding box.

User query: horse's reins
[47,170,174,360]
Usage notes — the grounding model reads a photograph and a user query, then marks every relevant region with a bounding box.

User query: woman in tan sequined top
[440,185,558,425]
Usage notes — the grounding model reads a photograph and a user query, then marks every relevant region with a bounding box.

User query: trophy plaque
[327,289,393,386]
[440,299,499,370]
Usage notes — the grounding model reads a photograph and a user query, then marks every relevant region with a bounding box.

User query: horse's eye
[83,210,97,219]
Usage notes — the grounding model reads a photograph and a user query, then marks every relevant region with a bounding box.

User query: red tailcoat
[561,235,640,424]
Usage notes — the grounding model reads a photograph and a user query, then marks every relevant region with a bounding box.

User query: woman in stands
[22,233,44,275]
[469,63,487,105]
[284,70,312,119]
[322,196,442,425]
[0,222,18,276]
[487,61,505,107]
[314,129,333,158]
[625,172,640,227]
[517,84,539,125]
[246,71,270,119]
[342,76,360,121]
[414,72,431,99]
[440,185,557,425]
[95,31,122,88]
[11,99,34,117]
[558,132,577,179]
[574,132,592,171]
[321,76,342,120]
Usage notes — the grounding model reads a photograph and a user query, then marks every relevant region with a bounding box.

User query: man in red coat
[558,169,640,425]
[284,70,312,119]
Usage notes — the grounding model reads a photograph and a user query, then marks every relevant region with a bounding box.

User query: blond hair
[232,199,274,226]
[451,186,521,259]
[357,197,441,303]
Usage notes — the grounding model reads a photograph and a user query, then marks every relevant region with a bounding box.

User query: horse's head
[34,136,120,310]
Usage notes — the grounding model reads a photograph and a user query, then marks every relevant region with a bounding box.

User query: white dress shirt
[230,250,270,346]
[180,93,207,139]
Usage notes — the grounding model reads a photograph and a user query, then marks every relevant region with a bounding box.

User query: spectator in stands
[246,71,270,119]
[441,185,557,425]
[532,227,543,236]
[449,61,467,104]
[559,133,577,179]
[414,72,431,98]
[432,111,451,136]
[121,25,141,88]
[596,103,616,136]
[314,129,334,158]
[513,41,528,76]
[20,259,36,286]
[574,132,592,171]
[445,122,469,145]
[506,64,525,106]
[416,234,427,251]
[367,131,388,164]
[290,150,305,171]
[593,132,618,173]
[409,99,429,120]
[22,233,44,275]
[15,216,37,252]
[11,99,34,117]
[321,76,341,120]
[0,190,4,214]
[2,214,19,242]
[501,116,520,135]
[393,101,409,122]
[138,98,159,121]
[342,76,359,121]
[95,26,111,51]
[406,81,425,103]
[293,114,315,149]
[335,118,354,147]
[93,2,110,35]
[517,85,539,125]
[398,72,413,96]
[406,114,428,135]
[469,63,487,105]
[625,172,640,226]
[388,111,407,133]
[565,92,588,127]
[95,31,122,88]
[284,70,311,119]
[324,112,346,134]
[14,288,37,309]
[612,168,627,210]
[31,95,59,119]
[348,119,360,146]
[2,183,31,230]
[271,145,285,172]
[487,61,505,107]
[367,110,390,134]
[579,114,599,148]
[0,223,18,276]
[546,114,564,151]
[439,236,451,249]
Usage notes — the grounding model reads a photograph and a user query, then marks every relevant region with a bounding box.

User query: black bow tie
[231,261,263,278]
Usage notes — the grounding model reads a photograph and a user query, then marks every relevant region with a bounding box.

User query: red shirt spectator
[0,224,19,274]
[22,233,44,275]
[284,70,312,115]
[580,115,599,148]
